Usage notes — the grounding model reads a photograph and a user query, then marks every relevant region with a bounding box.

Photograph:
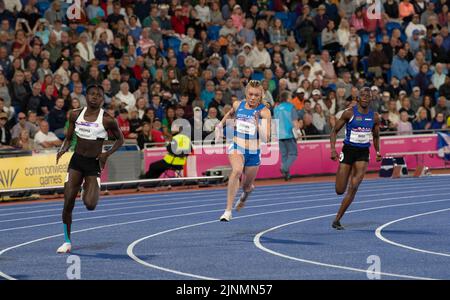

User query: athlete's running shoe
[332,220,344,230]
[234,193,247,212]
[220,210,232,222]
[56,242,72,253]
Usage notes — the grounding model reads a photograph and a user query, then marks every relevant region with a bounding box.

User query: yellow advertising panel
[0,153,73,190]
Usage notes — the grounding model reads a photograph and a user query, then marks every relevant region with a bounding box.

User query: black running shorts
[68,152,101,177]
[339,144,370,165]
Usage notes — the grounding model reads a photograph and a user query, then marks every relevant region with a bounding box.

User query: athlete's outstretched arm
[218,100,240,127]
[330,110,352,161]
[98,116,124,169]
[372,112,382,161]
[215,101,239,142]
[56,110,78,164]
[259,107,272,143]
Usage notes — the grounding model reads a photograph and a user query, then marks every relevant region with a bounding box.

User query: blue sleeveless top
[234,101,266,144]
[343,106,375,148]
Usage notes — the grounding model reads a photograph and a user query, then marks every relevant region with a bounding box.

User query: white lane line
[0,180,340,212]
[0,184,331,216]
[127,230,218,280]
[375,208,450,257]
[0,195,450,279]
[2,187,450,233]
[2,182,447,224]
[127,196,450,280]
[1,180,447,218]
[253,206,450,280]
[0,176,444,213]
[3,196,450,280]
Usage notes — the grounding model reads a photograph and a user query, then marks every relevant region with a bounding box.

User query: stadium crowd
[0,0,450,152]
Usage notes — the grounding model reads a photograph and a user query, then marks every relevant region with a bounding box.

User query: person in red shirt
[150,118,166,145]
[171,5,189,35]
[117,108,137,139]
[132,56,145,82]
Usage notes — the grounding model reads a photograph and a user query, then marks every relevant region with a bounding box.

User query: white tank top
[74,107,108,140]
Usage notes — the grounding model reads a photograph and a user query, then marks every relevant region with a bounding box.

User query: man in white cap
[238,43,255,67]
[207,53,224,78]
[310,89,322,109]
[290,88,306,111]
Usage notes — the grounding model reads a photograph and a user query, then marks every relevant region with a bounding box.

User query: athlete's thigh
[65,168,84,190]
[228,152,245,174]
[82,176,101,206]
[336,163,352,193]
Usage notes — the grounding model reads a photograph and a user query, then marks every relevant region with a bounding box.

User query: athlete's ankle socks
[63,223,71,244]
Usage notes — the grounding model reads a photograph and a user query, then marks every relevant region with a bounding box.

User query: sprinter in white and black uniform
[215,80,271,222]
[55,84,124,253]
[329,87,381,230]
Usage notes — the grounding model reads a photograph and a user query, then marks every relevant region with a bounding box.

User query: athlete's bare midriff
[74,111,109,158]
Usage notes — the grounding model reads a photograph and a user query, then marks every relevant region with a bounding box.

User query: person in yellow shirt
[144,124,192,178]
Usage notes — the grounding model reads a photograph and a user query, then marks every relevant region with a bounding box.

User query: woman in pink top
[138,28,156,55]
[231,5,245,32]
[350,8,365,33]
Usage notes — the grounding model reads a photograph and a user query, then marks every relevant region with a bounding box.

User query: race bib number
[349,130,371,144]
[236,120,256,135]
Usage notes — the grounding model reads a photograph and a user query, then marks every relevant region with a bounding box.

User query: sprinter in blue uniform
[329,87,381,230]
[215,80,272,222]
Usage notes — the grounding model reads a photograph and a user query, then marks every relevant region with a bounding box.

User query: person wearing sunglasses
[329,87,382,230]
[55,84,124,253]
[216,80,272,222]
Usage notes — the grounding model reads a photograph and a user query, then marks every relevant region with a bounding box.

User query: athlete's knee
[230,169,243,178]
[84,202,97,211]
[351,174,365,189]
[335,187,345,195]
[63,200,76,213]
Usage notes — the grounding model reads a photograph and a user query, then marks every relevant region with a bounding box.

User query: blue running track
[1,175,450,280]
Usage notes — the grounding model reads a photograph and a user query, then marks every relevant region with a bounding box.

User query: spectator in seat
[11,129,33,150]
[11,111,38,139]
[137,122,153,149]
[431,112,448,132]
[0,111,11,147]
[302,112,320,140]
[397,111,413,135]
[34,120,62,149]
